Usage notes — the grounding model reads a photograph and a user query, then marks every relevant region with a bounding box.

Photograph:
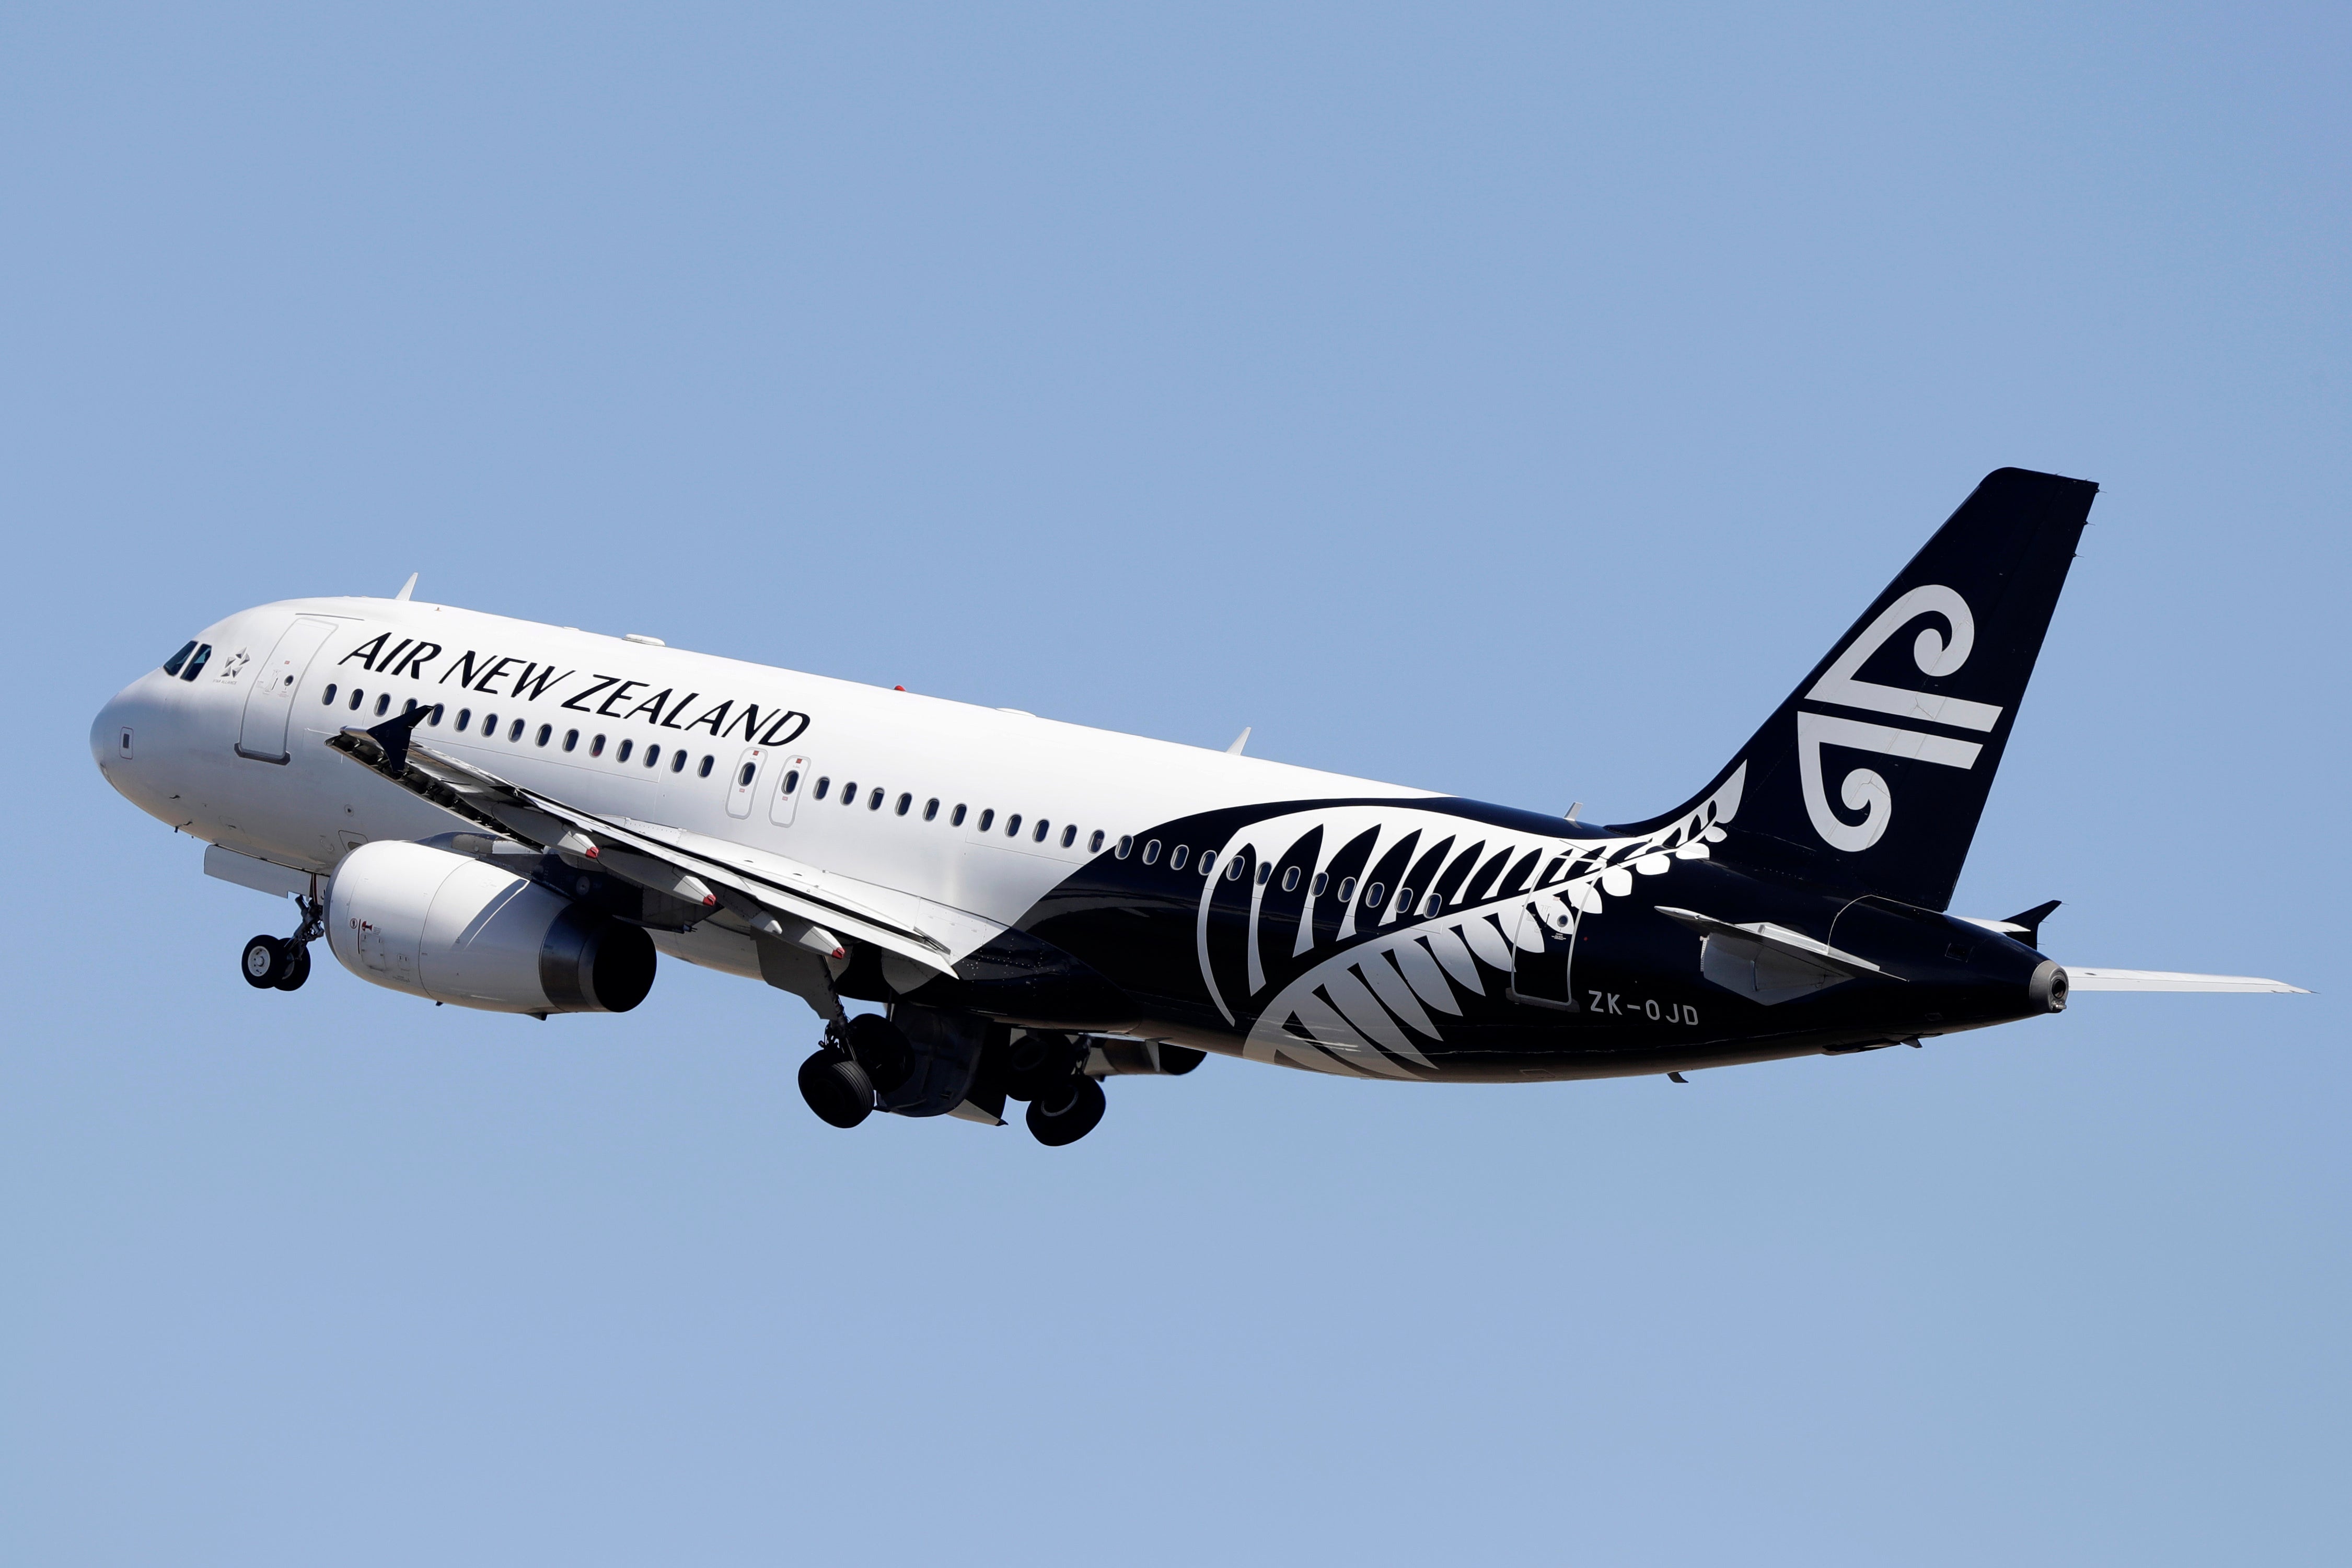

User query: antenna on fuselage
[1225,727,1251,755]
[393,572,418,602]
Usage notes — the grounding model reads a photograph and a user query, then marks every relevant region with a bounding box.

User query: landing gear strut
[240,890,323,992]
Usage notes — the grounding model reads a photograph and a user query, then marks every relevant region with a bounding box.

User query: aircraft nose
[92,690,132,770]
[91,681,160,786]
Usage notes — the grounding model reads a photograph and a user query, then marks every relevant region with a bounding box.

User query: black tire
[1026,1074,1106,1147]
[843,1013,916,1094]
[241,935,285,990]
[274,944,311,991]
[798,1048,875,1129]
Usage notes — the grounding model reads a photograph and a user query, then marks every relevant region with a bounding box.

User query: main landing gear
[1002,1030,1106,1146]
[796,1014,915,1130]
[240,891,323,993]
[795,1020,1110,1146]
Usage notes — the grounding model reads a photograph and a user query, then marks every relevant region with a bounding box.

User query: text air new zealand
[92,469,2302,1146]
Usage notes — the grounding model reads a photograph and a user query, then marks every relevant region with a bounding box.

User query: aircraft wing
[326,712,969,975]
[2062,967,2308,994]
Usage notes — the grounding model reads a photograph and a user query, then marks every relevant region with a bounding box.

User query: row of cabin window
[321,684,718,778]
[802,775,1113,853]
[1117,834,1449,915]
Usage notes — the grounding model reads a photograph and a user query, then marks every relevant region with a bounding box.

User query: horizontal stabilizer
[1657,905,1894,1006]
[2063,967,2308,994]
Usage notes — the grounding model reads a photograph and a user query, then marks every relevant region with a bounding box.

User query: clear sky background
[4,5,2345,1564]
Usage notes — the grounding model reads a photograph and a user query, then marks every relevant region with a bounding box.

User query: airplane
[89,468,2303,1146]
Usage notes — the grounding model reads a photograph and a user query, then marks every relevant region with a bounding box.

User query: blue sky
[4,5,2346,1563]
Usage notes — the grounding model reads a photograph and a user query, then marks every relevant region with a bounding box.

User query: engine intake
[327,840,656,1015]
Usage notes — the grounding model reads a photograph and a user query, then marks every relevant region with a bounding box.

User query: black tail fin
[1620,468,2098,911]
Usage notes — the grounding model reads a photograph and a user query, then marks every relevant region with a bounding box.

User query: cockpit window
[163,640,197,677]
[180,643,212,681]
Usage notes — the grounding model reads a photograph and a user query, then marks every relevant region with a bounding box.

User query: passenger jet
[90,469,2302,1145]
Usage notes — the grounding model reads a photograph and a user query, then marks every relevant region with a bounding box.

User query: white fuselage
[93,596,1433,991]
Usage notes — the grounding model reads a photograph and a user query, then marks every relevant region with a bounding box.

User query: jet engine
[326,840,656,1015]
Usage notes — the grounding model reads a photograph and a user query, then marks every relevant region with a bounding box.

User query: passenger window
[1256,862,1271,885]
[867,787,883,810]
[1090,830,1105,853]
[536,724,552,746]
[456,707,470,728]
[511,719,527,743]
[951,804,967,826]
[1116,835,1132,859]
[1311,872,1328,896]
[923,798,939,821]
[692,754,708,776]
[842,781,858,805]
[1061,825,1076,848]
[163,640,198,676]
[590,734,605,757]
[1283,866,1300,892]
[1033,819,1049,842]
[738,762,757,787]
[1364,882,1384,908]
[321,683,338,705]
[428,705,444,726]
[1199,852,1215,876]
[1006,814,1023,837]
[377,695,392,717]
[896,793,912,816]
[404,699,418,716]
[563,729,580,751]
[181,644,212,681]
[349,689,364,710]
[814,776,829,799]
[1141,839,1160,865]
[1225,856,1244,881]
[645,744,662,767]
[617,739,633,762]
[1396,886,1414,913]
[784,770,802,795]
[978,809,994,831]
[1426,893,1443,915]
[1169,845,1189,870]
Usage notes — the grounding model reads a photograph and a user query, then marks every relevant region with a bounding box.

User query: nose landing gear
[239,891,323,992]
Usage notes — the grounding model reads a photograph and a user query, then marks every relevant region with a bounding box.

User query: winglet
[393,572,418,602]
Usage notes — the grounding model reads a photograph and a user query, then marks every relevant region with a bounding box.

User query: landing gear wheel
[798,1048,875,1129]
[1026,1074,1106,1147]
[241,935,286,990]
[274,944,311,991]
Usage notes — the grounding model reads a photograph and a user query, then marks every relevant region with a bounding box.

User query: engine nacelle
[327,841,656,1015]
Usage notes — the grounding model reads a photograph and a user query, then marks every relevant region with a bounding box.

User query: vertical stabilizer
[1617,468,2097,911]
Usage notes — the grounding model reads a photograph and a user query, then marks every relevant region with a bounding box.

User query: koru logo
[1797,585,2002,851]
